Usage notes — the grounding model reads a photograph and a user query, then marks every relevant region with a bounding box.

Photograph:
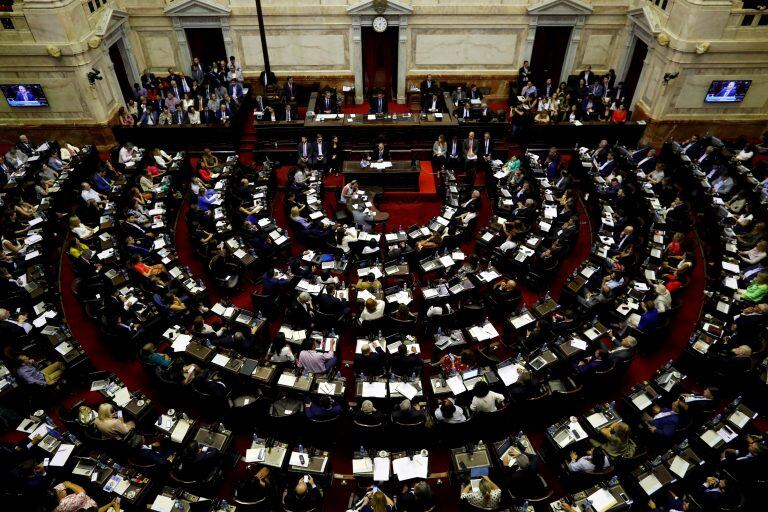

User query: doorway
[622,37,648,108]
[108,42,133,101]
[361,26,398,100]
[530,26,573,86]
[185,28,227,72]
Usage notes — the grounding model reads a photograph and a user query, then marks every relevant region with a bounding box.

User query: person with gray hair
[398,481,435,512]
[353,400,385,426]
[0,307,32,338]
[604,335,637,363]
[392,399,425,425]
[290,291,315,328]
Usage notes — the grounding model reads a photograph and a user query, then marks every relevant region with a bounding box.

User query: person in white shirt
[359,298,385,324]
[118,143,138,165]
[469,381,505,412]
[735,144,754,162]
[434,397,467,423]
[654,284,673,313]
[187,106,201,125]
[69,216,97,240]
[80,182,104,205]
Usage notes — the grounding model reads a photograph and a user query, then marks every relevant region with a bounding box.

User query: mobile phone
[43,457,50,467]
[299,454,306,465]
[303,475,309,483]
[114,497,121,504]
[117,410,123,419]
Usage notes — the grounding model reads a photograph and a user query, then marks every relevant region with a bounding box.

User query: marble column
[352,17,364,104]
[397,16,408,104]
[560,16,585,83]
[172,18,193,73]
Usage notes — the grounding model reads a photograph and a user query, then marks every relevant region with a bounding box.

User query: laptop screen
[462,369,479,380]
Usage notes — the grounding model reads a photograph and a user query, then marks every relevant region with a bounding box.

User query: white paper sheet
[393,454,428,480]
[669,455,690,478]
[373,457,391,481]
[150,495,175,512]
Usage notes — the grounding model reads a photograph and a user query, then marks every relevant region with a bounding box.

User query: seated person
[646,400,688,438]
[317,283,350,317]
[390,343,422,377]
[573,349,610,376]
[434,397,468,424]
[593,421,637,459]
[440,348,476,375]
[284,475,323,512]
[15,354,65,387]
[568,446,610,473]
[354,400,386,426]
[392,399,425,424]
[296,338,337,373]
[356,274,382,291]
[460,476,502,510]
[175,440,221,482]
[140,343,171,368]
[304,395,342,421]
[355,340,386,376]
[469,381,505,413]
[358,489,395,512]
[130,254,167,281]
[94,403,136,439]
[359,298,385,325]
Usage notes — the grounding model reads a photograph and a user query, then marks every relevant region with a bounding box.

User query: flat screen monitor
[704,80,751,103]
[1,84,49,107]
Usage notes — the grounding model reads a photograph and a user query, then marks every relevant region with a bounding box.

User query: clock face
[372,16,388,33]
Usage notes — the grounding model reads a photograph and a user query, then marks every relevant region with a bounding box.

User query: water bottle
[256,310,262,318]
[220,499,228,511]
[437,327,443,336]
[298,444,304,453]
[411,372,416,381]
[517,430,524,441]
[398,224,402,232]
[378,329,382,340]
[175,500,184,510]
[359,372,365,381]
[360,445,366,456]
[253,433,259,444]
[609,400,616,410]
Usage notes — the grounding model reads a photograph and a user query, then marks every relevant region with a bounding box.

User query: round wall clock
[372,16,388,33]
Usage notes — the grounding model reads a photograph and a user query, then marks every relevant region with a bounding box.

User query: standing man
[463,131,479,186]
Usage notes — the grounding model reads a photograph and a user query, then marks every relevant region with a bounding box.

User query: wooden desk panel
[342,161,421,191]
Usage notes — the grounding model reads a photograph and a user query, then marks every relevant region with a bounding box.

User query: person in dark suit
[574,349,610,376]
[715,81,738,98]
[138,106,159,126]
[518,61,533,87]
[215,103,231,124]
[392,399,425,424]
[318,90,338,114]
[613,81,626,103]
[679,386,719,416]
[446,135,462,171]
[305,395,342,421]
[390,344,422,377]
[597,152,616,177]
[603,335,637,363]
[421,93,443,113]
[541,78,555,99]
[175,441,221,482]
[283,76,297,102]
[578,65,594,86]
[317,283,350,317]
[297,136,313,166]
[368,141,390,162]
[635,148,657,173]
[283,476,323,512]
[420,74,438,93]
[468,84,483,101]
[681,135,704,160]
[172,108,187,125]
[262,268,288,295]
[310,133,328,171]
[14,86,35,102]
[228,79,244,100]
[507,453,545,496]
[647,400,687,438]
[281,102,298,122]
[199,106,215,124]
[290,292,315,328]
[369,91,387,114]
[454,103,471,120]
[355,340,386,376]
[202,371,231,398]
[477,104,494,122]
